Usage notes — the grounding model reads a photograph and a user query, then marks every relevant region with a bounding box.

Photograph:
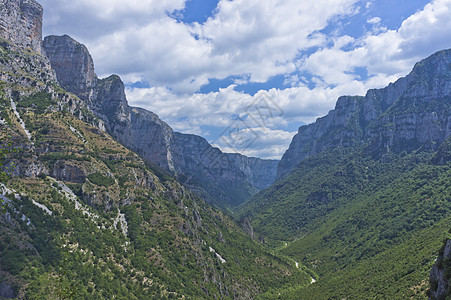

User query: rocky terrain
[277,50,451,179]
[0,0,305,298]
[2,0,451,298]
[429,238,451,299]
[43,34,278,209]
[0,0,43,54]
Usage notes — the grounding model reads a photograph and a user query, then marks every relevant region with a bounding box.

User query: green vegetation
[2,25,451,299]
[16,91,55,114]
[0,100,307,299]
[0,81,16,212]
[238,144,451,299]
[87,172,115,187]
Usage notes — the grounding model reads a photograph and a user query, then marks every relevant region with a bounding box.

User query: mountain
[0,0,307,298]
[42,34,278,210]
[237,50,451,298]
[277,49,451,179]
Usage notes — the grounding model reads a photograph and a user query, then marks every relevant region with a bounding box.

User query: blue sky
[40,0,451,159]
[179,0,431,96]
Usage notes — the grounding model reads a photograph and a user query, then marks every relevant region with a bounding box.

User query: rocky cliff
[42,35,278,209]
[429,239,451,299]
[278,49,451,179]
[0,0,43,54]
[43,35,97,101]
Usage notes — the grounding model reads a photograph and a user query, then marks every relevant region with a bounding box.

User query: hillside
[237,49,451,298]
[0,99,308,298]
[2,0,451,298]
[0,0,307,298]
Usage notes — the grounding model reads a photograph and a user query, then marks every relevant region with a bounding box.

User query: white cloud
[41,0,361,94]
[299,0,451,94]
[367,16,381,24]
[126,80,369,159]
[214,127,297,160]
[38,0,451,159]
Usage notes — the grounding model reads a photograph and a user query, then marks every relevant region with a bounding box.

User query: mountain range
[1,0,450,299]
[42,34,278,211]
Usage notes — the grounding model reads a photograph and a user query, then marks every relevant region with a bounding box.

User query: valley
[1,0,450,299]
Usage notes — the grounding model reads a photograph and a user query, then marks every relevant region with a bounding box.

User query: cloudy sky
[39,0,451,159]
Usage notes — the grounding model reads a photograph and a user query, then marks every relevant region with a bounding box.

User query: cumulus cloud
[41,0,361,94]
[126,80,369,158]
[300,0,451,90]
[214,127,297,160]
[367,16,381,24]
[38,0,451,159]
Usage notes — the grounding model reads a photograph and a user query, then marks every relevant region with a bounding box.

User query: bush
[87,173,115,187]
[17,92,55,114]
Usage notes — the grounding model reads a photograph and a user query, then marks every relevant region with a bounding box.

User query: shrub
[87,173,115,187]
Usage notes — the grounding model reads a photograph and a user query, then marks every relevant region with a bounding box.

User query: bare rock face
[43,35,278,208]
[43,35,97,102]
[277,49,451,179]
[52,161,86,183]
[240,217,254,239]
[429,239,451,299]
[0,0,43,54]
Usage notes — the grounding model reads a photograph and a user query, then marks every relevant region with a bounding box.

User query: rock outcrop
[0,0,55,89]
[43,35,278,208]
[278,49,451,179]
[0,0,43,54]
[429,239,451,299]
[43,35,97,101]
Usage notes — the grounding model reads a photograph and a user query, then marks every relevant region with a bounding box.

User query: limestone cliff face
[43,35,97,102]
[278,49,451,179]
[0,0,89,124]
[42,35,278,208]
[0,0,43,54]
[0,0,55,89]
[429,239,451,299]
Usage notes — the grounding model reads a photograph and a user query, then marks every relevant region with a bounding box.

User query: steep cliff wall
[42,35,278,208]
[43,35,97,101]
[429,239,451,299]
[0,0,43,54]
[278,49,451,179]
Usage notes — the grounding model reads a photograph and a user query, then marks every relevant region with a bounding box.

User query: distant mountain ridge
[42,34,278,209]
[278,49,451,179]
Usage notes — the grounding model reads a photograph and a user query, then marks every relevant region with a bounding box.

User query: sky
[39,0,451,159]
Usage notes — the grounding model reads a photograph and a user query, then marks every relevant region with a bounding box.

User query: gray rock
[43,35,97,102]
[0,0,43,54]
[43,35,278,208]
[24,160,47,178]
[278,49,451,179]
[52,161,86,183]
[0,282,15,299]
[240,217,254,239]
[429,239,451,299]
